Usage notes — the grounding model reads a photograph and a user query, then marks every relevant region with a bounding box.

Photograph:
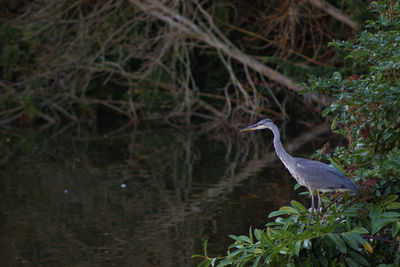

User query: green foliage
[195,1,400,266]
[307,0,400,264]
[193,200,374,266]
[309,0,400,189]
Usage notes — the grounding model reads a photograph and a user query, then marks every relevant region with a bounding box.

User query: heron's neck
[268,124,294,167]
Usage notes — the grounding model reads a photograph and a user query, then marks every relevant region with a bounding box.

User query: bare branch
[309,0,357,29]
[130,0,329,108]
[131,0,304,92]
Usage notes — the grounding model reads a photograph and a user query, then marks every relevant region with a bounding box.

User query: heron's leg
[308,190,315,225]
[316,191,322,223]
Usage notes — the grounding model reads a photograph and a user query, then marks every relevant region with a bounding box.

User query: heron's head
[240,118,274,132]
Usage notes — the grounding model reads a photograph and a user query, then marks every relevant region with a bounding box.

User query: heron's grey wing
[292,158,358,191]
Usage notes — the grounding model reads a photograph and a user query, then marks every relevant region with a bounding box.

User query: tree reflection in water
[0,122,329,266]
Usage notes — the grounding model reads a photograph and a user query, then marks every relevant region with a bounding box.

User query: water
[0,121,331,266]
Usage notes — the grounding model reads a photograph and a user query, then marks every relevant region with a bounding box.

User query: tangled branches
[0,0,360,127]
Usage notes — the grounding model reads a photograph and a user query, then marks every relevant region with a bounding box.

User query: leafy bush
[194,200,375,266]
[194,1,400,266]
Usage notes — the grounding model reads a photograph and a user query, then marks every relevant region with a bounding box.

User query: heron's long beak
[240,123,259,132]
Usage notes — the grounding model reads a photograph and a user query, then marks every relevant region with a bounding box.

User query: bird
[240,118,358,225]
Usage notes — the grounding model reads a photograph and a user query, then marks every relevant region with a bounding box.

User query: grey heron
[240,118,358,224]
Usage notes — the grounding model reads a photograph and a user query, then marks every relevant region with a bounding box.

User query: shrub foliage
[194,1,400,266]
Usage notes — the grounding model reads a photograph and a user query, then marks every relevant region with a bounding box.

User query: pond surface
[0,121,332,266]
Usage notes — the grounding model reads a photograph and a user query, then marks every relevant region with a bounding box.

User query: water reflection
[0,122,330,266]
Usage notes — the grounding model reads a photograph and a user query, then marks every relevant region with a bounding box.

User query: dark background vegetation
[1,0,368,128]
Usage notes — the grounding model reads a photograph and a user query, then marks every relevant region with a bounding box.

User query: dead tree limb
[131,0,304,93]
[309,0,357,29]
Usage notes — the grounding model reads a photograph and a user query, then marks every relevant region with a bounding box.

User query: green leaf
[328,234,347,253]
[294,240,301,256]
[282,217,292,231]
[198,258,211,267]
[268,206,300,218]
[392,221,400,238]
[249,226,253,243]
[348,251,370,266]
[291,200,307,212]
[352,227,369,234]
[268,210,287,218]
[237,235,252,243]
[369,204,382,219]
[342,233,360,251]
[294,183,302,191]
[228,248,244,258]
[203,239,208,257]
[346,256,360,267]
[383,194,398,206]
[372,217,398,234]
[252,256,261,267]
[348,232,367,247]
[254,229,261,241]
[386,202,400,210]
[279,206,300,215]
[329,158,345,174]
[322,107,331,117]
[256,229,273,246]
[200,258,211,267]
[218,259,233,267]
[379,211,400,218]
[343,204,363,217]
